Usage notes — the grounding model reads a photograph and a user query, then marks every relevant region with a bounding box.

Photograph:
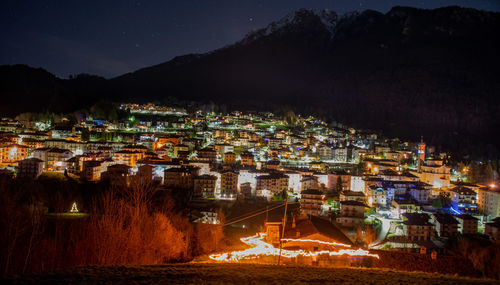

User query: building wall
[478,189,500,218]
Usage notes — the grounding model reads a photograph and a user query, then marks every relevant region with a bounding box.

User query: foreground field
[5,263,497,284]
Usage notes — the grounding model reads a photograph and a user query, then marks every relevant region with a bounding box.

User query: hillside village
[1,102,499,252]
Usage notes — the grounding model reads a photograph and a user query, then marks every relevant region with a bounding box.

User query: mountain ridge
[1,6,499,157]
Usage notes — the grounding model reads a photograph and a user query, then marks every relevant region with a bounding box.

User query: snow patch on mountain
[241,9,340,43]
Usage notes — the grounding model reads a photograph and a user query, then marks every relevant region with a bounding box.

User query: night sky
[1,0,499,78]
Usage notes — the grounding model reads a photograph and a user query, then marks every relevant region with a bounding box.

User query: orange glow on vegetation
[209,233,379,262]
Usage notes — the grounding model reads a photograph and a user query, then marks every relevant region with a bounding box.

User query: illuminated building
[82,160,104,181]
[402,213,434,241]
[391,195,420,219]
[171,144,188,158]
[0,144,29,164]
[237,169,264,192]
[21,138,44,152]
[51,126,74,139]
[379,169,419,182]
[408,185,431,204]
[197,148,217,163]
[286,171,301,194]
[484,219,500,241]
[300,189,325,216]
[65,156,80,174]
[256,172,289,198]
[412,160,451,189]
[314,173,328,190]
[336,200,367,227]
[215,144,233,157]
[17,158,44,179]
[417,137,426,172]
[340,190,365,203]
[431,213,458,237]
[223,152,236,165]
[240,182,253,199]
[240,151,254,166]
[153,136,180,150]
[220,169,239,198]
[449,186,477,214]
[384,151,403,161]
[193,174,217,198]
[123,144,149,153]
[365,187,386,207]
[477,186,500,218]
[101,164,131,186]
[44,139,85,155]
[317,144,333,160]
[301,175,319,190]
[455,214,478,235]
[164,167,199,189]
[32,147,73,171]
[86,141,125,154]
[328,170,351,191]
[113,150,144,168]
[267,137,282,148]
[333,147,348,162]
[375,145,391,155]
[350,176,365,192]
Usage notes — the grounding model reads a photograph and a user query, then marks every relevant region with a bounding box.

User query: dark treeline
[0,174,223,276]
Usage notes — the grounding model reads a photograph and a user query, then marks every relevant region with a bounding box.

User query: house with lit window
[402,213,434,241]
[301,175,319,190]
[449,186,477,214]
[0,144,29,164]
[82,160,104,181]
[196,148,217,163]
[477,186,500,218]
[164,167,199,189]
[300,189,325,216]
[113,150,144,168]
[340,190,366,203]
[431,213,458,238]
[336,200,367,227]
[455,214,478,235]
[256,172,289,198]
[43,139,85,156]
[412,160,451,189]
[193,174,218,198]
[240,151,254,166]
[328,170,351,191]
[391,194,420,219]
[365,186,387,207]
[223,152,236,165]
[220,169,239,199]
[33,147,73,171]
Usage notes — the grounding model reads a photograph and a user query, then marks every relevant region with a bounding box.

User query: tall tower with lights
[417,136,426,172]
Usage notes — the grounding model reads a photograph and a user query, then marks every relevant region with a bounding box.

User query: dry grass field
[5,263,498,284]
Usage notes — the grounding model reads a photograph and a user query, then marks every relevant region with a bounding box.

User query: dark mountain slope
[108,6,500,156]
[0,65,107,115]
[0,6,499,157]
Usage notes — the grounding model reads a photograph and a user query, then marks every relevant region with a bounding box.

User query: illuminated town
[0,102,499,269]
[1,1,499,283]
